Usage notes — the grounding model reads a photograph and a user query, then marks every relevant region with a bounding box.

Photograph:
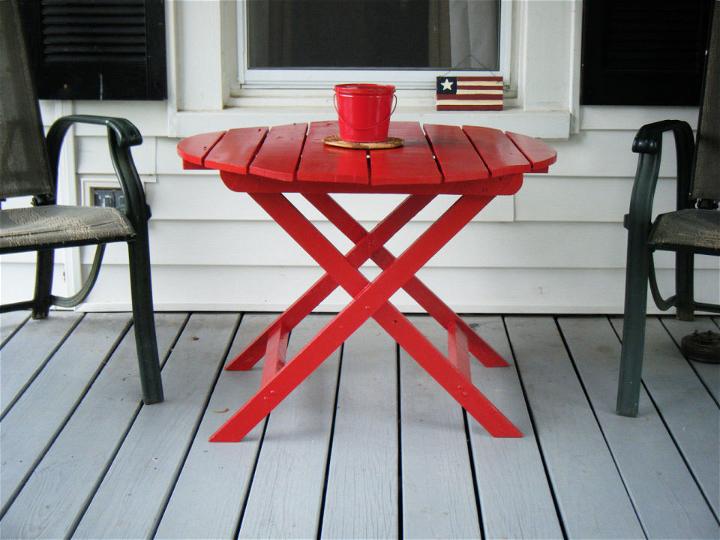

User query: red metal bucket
[334,84,396,143]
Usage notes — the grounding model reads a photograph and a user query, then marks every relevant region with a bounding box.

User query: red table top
[177,121,556,195]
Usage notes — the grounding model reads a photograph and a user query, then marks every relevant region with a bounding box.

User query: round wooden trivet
[322,135,404,150]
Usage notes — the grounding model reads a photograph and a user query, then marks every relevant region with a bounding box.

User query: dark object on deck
[0,0,163,405]
[681,331,720,364]
[617,3,720,416]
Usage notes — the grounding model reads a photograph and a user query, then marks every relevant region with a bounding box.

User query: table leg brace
[210,193,521,442]
[227,193,505,370]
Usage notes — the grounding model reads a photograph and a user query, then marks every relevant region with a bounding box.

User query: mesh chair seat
[649,209,720,252]
[0,205,134,251]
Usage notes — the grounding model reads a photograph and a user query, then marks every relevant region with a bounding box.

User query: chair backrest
[692,2,720,202]
[0,0,54,200]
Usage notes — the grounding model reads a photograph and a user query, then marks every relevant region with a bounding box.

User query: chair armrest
[627,120,695,231]
[632,120,694,155]
[47,115,142,150]
[44,115,150,227]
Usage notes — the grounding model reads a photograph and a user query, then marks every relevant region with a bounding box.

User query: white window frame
[168,0,576,139]
[235,0,513,90]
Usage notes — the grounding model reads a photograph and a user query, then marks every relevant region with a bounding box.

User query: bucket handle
[333,93,397,131]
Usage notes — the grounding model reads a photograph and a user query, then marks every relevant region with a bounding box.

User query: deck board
[0,314,187,539]
[0,313,717,540]
[72,314,239,539]
[559,316,719,539]
[0,312,83,416]
[464,317,564,539]
[321,320,399,539]
[237,315,341,539]
[400,316,481,539]
[0,313,131,515]
[505,316,645,539]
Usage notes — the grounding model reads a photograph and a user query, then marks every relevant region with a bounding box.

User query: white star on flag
[441,78,454,91]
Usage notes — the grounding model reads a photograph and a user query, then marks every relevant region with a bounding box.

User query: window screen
[247,0,500,71]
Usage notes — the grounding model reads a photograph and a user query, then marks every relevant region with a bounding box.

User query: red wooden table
[178,120,556,442]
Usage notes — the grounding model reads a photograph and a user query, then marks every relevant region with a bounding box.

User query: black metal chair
[617,5,720,417]
[0,0,163,404]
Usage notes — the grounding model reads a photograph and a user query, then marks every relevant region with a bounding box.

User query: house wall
[2,1,718,314]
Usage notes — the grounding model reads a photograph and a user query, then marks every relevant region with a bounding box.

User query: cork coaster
[323,135,404,150]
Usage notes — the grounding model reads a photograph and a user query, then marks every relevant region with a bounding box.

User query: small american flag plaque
[435,76,504,111]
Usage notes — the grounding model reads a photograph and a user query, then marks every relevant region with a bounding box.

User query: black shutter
[19,0,167,101]
[581,0,713,106]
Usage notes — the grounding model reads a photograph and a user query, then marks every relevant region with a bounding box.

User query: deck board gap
[65,314,190,539]
[500,316,569,540]
[638,376,720,524]
[230,318,282,537]
[0,311,30,349]
[463,409,486,540]
[315,342,345,539]
[68,386,145,538]
[553,317,649,538]
[162,313,193,366]
[230,323,280,539]
[0,317,132,519]
[608,317,720,524]
[640,375,720,524]
[233,416,271,540]
[0,313,85,421]
[658,317,720,408]
[149,313,244,539]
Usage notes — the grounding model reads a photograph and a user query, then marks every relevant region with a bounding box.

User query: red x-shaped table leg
[226,194,506,371]
[210,193,522,442]
[304,193,508,366]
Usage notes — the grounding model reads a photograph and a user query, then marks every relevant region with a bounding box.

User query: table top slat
[506,131,558,172]
[296,121,369,184]
[248,123,308,181]
[370,122,442,185]
[424,124,489,182]
[204,127,268,175]
[178,123,556,193]
[463,126,531,177]
[177,131,226,168]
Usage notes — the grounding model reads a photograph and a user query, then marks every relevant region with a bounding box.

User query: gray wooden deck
[0,312,718,539]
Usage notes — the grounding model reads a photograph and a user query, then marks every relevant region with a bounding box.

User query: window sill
[169,106,571,140]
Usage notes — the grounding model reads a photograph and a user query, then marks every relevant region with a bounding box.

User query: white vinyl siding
[2,1,717,313]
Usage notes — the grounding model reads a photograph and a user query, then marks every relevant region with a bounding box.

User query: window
[238,0,510,89]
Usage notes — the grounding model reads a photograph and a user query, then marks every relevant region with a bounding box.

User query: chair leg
[32,249,54,319]
[675,248,694,321]
[617,240,651,417]
[127,233,163,404]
